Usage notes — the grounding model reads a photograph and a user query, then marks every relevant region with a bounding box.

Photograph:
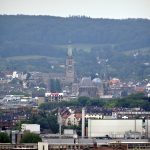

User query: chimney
[82,107,85,138]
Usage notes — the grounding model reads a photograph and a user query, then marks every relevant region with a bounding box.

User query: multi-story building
[45,92,64,102]
[112,111,150,119]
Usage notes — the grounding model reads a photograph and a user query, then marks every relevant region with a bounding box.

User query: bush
[0,132,11,143]
[20,132,42,143]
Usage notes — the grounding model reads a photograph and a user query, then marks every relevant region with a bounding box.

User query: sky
[0,0,150,19]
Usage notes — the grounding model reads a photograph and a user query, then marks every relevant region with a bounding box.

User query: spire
[66,42,74,83]
[68,44,72,57]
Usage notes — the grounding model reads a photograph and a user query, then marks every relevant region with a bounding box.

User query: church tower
[65,45,75,83]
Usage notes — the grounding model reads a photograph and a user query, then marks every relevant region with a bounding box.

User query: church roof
[67,45,72,57]
[80,77,94,87]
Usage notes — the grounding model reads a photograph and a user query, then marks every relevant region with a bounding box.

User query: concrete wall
[146,120,150,138]
[38,142,48,150]
[88,119,143,138]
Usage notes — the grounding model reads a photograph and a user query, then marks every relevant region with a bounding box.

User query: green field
[54,43,115,52]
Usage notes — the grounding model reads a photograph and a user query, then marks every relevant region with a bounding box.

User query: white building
[2,95,24,102]
[38,142,48,150]
[2,95,33,106]
[45,92,64,102]
[146,83,150,91]
[21,124,40,134]
[145,120,150,138]
[146,83,150,98]
[85,113,103,119]
[64,113,80,126]
[88,119,143,138]
[12,71,19,79]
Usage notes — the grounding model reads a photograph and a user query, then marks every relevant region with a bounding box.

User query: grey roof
[79,91,90,97]
[80,77,94,87]
[92,78,102,83]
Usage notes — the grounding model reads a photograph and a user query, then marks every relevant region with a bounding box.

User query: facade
[2,95,33,107]
[65,45,75,84]
[71,83,79,97]
[85,113,103,120]
[34,97,45,106]
[9,130,23,144]
[21,124,40,134]
[63,129,75,136]
[63,113,81,126]
[146,120,150,138]
[0,143,37,150]
[0,107,32,129]
[146,83,150,98]
[92,78,104,96]
[45,92,64,102]
[78,77,98,98]
[112,111,150,119]
[88,119,143,138]
[61,108,82,126]
[146,83,150,91]
[78,77,104,98]
[1,141,150,150]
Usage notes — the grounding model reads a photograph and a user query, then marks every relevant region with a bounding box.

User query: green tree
[78,96,90,107]
[0,132,11,143]
[20,132,42,143]
[38,111,59,133]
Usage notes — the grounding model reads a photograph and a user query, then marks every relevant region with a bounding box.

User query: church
[65,45,75,84]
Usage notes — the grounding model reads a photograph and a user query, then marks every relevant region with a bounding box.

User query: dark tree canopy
[0,132,11,143]
[0,15,150,49]
[20,132,42,143]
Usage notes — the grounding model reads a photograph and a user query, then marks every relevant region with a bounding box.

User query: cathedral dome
[92,78,102,83]
[92,78,103,87]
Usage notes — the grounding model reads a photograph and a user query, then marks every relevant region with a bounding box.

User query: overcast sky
[0,0,150,19]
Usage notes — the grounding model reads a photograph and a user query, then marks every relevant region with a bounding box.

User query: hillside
[0,16,150,54]
[0,15,150,80]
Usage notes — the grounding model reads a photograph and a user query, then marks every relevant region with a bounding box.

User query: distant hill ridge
[0,15,150,57]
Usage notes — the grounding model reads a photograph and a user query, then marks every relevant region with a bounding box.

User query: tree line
[39,93,150,111]
[0,15,150,56]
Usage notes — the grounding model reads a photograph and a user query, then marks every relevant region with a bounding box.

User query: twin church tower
[65,45,75,84]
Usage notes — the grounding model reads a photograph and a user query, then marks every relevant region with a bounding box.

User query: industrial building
[0,139,150,150]
[88,119,147,138]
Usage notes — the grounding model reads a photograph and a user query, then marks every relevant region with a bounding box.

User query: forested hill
[0,15,150,55]
[0,15,150,80]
